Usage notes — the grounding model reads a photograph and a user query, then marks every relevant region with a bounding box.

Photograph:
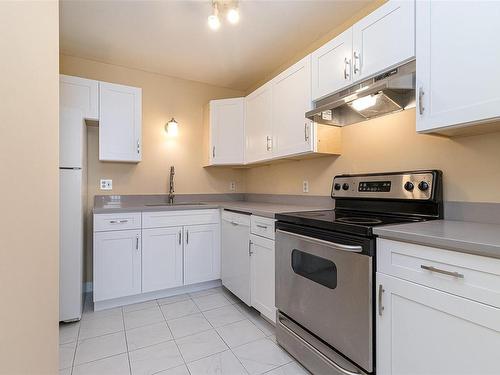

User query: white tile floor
[59,287,310,375]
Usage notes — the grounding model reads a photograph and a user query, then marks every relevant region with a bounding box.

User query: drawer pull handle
[421,265,464,279]
[378,284,385,316]
[256,224,268,229]
[109,219,128,224]
[231,221,239,226]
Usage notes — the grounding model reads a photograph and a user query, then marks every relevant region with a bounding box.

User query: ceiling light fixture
[208,2,221,30]
[208,1,239,31]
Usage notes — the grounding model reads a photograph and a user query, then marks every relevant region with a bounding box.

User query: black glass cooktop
[276,209,423,237]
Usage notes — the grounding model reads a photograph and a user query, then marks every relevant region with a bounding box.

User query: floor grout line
[120,307,133,375]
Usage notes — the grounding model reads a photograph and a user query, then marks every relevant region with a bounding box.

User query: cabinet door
[99,81,142,162]
[311,28,353,101]
[377,273,500,375]
[221,214,251,305]
[416,1,500,132]
[250,235,276,323]
[184,224,221,285]
[352,0,415,81]
[272,56,314,158]
[209,98,245,165]
[142,227,183,293]
[60,75,99,120]
[245,83,273,163]
[93,230,141,302]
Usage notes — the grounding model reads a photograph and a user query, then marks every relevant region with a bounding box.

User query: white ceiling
[60,0,371,91]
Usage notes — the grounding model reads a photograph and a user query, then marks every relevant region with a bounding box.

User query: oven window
[291,249,337,289]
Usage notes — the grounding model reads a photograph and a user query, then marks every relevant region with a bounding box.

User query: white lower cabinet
[184,224,221,285]
[376,239,500,375]
[93,229,141,302]
[250,234,276,323]
[142,227,183,293]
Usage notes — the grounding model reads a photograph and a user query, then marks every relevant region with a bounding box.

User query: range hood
[306,60,416,127]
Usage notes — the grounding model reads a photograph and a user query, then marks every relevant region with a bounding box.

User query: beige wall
[246,109,500,203]
[0,1,59,374]
[60,55,246,281]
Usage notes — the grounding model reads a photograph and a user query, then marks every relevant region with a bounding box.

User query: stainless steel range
[275,170,443,375]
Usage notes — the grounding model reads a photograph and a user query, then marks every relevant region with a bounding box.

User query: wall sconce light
[165,118,179,136]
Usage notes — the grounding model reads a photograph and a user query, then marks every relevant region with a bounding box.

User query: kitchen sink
[144,202,205,207]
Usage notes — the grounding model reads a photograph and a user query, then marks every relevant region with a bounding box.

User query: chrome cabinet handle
[137,140,140,154]
[277,315,361,375]
[248,240,253,256]
[178,230,181,245]
[212,146,215,158]
[304,123,309,142]
[421,265,464,278]
[344,57,351,80]
[378,284,385,316]
[266,136,272,151]
[353,51,360,74]
[418,87,425,115]
[276,229,363,253]
[186,230,189,244]
[256,224,268,229]
[109,219,128,224]
[231,221,239,226]
[135,235,139,250]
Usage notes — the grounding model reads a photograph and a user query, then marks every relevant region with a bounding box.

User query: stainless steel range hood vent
[306,60,416,127]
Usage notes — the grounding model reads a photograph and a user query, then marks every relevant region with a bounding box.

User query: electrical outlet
[229,181,236,191]
[100,179,112,190]
[303,180,309,193]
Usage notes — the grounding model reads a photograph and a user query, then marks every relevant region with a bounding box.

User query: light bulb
[208,14,220,30]
[165,118,179,136]
[350,94,378,111]
[227,8,239,24]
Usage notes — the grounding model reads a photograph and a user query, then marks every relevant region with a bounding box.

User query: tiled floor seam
[121,307,133,375]
[68,317,82,375]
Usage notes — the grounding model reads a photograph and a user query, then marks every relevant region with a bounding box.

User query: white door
[377,273,500,375]
[221,214,251,305]
[60,75,99,120]
[210,98,245,165]
[184,224,221,285]
[99,81,142,162]
[93,230,141,301]
[245,83,273,163]
[250,234,276,323]
[272,56,313,158]
[352,0,415,81]
[416,1,500,132]
[311,28,353,101]
[142,227,183,293]
[59,169,83,321]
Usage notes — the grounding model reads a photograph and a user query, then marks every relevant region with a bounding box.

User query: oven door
[276,228,373,373]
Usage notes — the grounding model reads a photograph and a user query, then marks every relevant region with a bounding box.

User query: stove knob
[334,183,341,191]
[342,183,349,191]
[404,181,414,191]
[418,181,429,191]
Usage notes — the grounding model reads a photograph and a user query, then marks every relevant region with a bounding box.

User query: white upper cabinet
[60,75,99,120]
[207,98,245,165]
[245,83,273,163]
[352,0,415,81]
[142,227,183,293]
[99,82,142,162]
[416,1,500,133]
[311,28,353,101]
[272,56,314,157]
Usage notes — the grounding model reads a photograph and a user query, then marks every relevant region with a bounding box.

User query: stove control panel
[332,171,438,200]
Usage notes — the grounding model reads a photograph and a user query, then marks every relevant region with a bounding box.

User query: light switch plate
[100,179,112,190]
[303,180,309,193]
[229,181,236,191]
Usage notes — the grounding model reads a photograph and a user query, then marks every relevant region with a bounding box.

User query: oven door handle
[276,230,363,253]
[278,315,363,375]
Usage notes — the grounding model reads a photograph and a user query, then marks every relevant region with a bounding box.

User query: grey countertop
[93,196,325,218]
[374,220,500,259]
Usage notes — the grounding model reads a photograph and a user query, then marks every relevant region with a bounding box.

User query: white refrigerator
[60,107,87,322]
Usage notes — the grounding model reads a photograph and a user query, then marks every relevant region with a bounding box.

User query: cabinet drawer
[94,212,141,232]
[377,238,500,308]
[142,209,220,229]
[222,210,250,226]
[251,215,276,240]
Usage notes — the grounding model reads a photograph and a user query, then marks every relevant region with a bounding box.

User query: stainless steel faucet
[168,166,175,204]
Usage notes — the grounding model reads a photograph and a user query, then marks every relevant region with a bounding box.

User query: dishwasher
[221,209,251,305]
